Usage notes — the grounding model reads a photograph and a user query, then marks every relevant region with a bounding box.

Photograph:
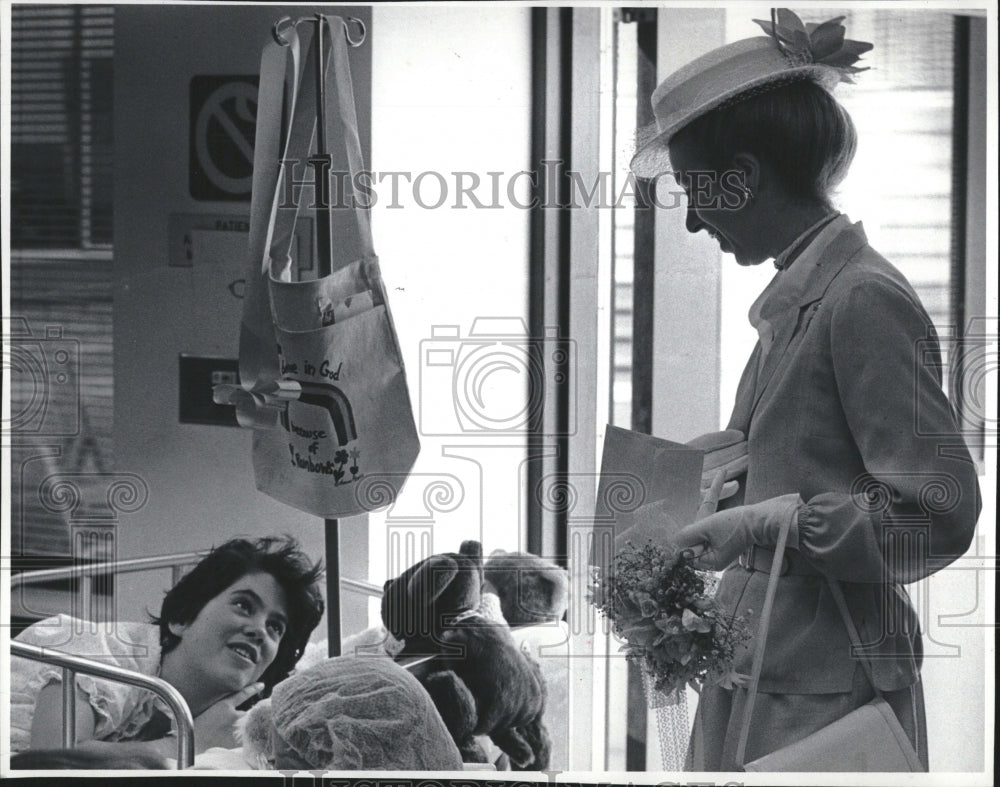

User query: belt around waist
[737,544,820,576]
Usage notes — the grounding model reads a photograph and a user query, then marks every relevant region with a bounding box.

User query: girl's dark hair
[672,78,857,207]
[151,536,324,695]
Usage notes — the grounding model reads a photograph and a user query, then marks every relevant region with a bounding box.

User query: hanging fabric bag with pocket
[215,16,419,518]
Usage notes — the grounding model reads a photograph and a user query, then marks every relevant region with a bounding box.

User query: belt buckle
[739,544,756,571]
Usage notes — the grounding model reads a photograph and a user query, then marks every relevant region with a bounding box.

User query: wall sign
[167,213,313,274]
[189,75,259,201]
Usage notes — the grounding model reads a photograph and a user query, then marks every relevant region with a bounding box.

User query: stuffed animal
[381,540,551,770]
[483,548,571,770]
[482,549,569,626]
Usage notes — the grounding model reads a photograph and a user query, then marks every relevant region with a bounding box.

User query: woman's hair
[151,536,324,695]
[671,77,857,207]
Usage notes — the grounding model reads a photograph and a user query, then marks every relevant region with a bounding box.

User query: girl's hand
[193,682,263,753]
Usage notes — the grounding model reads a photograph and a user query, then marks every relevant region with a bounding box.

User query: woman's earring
[742,183,754,204]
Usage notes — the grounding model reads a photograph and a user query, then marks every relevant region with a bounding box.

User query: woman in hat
[627,9,981,771]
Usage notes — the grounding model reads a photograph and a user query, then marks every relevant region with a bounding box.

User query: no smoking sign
[189,75,259,201]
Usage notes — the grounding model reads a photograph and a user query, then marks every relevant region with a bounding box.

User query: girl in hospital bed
[11,536,324,763]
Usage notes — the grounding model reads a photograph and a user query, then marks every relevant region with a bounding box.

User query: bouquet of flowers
[591,539,751,695]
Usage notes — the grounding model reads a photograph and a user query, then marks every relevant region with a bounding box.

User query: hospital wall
[112,5,373,642]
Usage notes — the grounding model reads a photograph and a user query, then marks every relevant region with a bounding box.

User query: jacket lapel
[750,221,869,415]
[751,308,800,413]
[728,343,762,433]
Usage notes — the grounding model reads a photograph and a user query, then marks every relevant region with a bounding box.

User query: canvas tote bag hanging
[215,16,419,518]
[735,515,925,772]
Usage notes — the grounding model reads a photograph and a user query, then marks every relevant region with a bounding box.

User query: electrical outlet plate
[178,354,240,426]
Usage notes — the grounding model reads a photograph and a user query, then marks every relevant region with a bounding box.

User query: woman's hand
[192,682,263,754]
[699,457,747,511]
[688,430,749,516]
[672,494,802,571]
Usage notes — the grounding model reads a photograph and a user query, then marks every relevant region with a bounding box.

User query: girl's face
[668,137,768,266]
[168,571,289,697]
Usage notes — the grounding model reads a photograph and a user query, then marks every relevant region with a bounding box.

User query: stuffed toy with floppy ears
[381,540,551,769]
[483,549,569,626]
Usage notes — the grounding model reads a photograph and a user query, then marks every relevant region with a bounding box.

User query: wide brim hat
[630,10,873,178]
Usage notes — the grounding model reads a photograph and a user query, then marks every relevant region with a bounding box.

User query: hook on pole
[271,16,296,46]
[343,17,367,48]
[273,15,366,49]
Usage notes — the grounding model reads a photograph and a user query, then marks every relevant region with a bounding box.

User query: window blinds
[10,5,113,249]
[9,6,115,563]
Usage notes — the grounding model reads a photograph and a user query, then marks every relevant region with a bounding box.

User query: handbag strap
[825,571,884,697]
[733,512,884,767]
[734,510,791,767]
[268,15,374,273]
[326,15,374,259]
[238,17,373,393]
[239,24,304,392]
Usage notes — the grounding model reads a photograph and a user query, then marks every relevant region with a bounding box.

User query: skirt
[685,663,928,772]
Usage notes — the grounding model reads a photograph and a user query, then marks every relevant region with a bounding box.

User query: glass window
[10,5,113,249]
[366,6,533,594]
[721,8,957,411]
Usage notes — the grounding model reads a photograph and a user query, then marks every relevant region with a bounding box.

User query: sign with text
[167,213,312,274]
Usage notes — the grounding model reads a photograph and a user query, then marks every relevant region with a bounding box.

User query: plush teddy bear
[482,549,569,626]
[381,540,551,770]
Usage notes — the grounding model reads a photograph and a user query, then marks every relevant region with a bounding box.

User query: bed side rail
[10,641,196,769]
[10,551,384,623]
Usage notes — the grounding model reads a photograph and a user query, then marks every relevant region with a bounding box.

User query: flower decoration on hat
[754,8,873,82]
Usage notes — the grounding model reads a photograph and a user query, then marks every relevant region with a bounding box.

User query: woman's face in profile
[668,137,767,266]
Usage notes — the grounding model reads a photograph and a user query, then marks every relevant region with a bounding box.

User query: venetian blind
[9,6,115,560]
[10,4,113,248]
[832,9,955,335]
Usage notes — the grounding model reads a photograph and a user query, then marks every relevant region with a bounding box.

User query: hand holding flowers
[673,493,802,571]
[591,538,751,695]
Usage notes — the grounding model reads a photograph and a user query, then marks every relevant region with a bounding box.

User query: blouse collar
[749,212,850,331]
[772,211,842,271]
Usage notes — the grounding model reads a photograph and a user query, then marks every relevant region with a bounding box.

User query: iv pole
[312,13,340,658]
[269,11,368,660]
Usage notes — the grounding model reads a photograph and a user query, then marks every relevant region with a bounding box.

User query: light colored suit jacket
[718,216,981,693]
